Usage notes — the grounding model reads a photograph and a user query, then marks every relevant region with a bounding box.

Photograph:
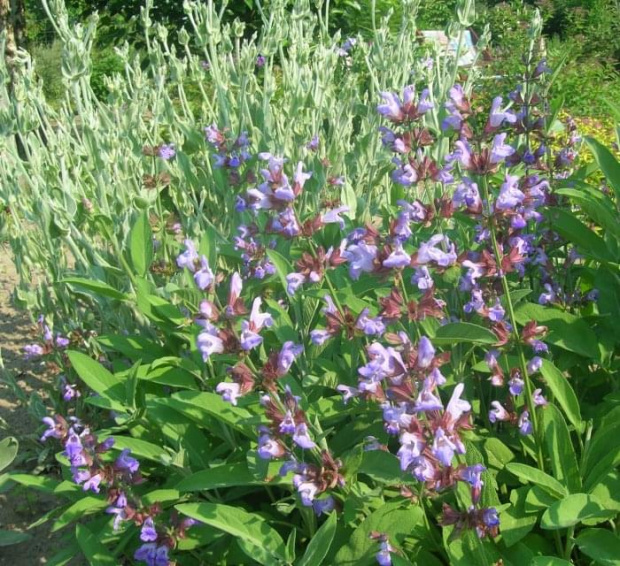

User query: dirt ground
[0,243,71,564]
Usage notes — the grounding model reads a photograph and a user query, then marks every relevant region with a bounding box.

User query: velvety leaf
[52,497,108,531]
[176,462,282,492]
[542,404,581,493]
[176,502,286,563]
[0,530,30,546]
[266,249,293,293]
[585,136,620,202]
[575,528,620,566]
[297,512,337,566]
[75,524,116,565]
[60,278,128,301]
[358,450,405,484]
[105,436,172,465]
[547,207,615,262]
[513,303,599,360]
[505,463,568,498]
[97,335,167,362]
[334,501,424,565]
[432,322,498,345]
[66,351,126,411]
[541,494,612,529]
[0,437,18,473]
[501,487,537,547]
[129,211,153,277]
[539,360,582,432]
[529,557,572,566]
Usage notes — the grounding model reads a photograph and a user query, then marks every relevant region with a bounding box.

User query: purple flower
[158,144,175,160]
[496,175,525,210]
[412,266,434,290]
[116,449,140,473]
[489,96,516,128]
[531,340,549,354]
[55,335,70,348]
[256,54,266,68]
[417,234,457,267]
[277,342,304,374]
[197,330,224,361]
[177,240,198,271]
[24,344,44,359]
[488,300,505,322]
[64,431,86,467]
[306,135,319,151]
[286,273,306,295]
[489,401,509,423]
[376,540,394,566]
[41,417,62,441]
[356,309,386,336]
[216,382,241,405]
[343,242,378,279]
[417,336,435,368]
[257,430,285,460]
[445,383,471,422]
[82,472,103,493]
[141,517,158,542]
[134,543,169,566]
[322,206,350,229]
[383,244,411,269]
[533,388,548,406]
[292,423,316,450]
[432,427,457,467]
[311,329,332,346]
[509,376,524,396]
[538,283,556,305]
[397,431,425,471]
[490,133,516,164]
[194,256,214,290]
[415,383,443,412]
[483,507,500,528]
[62,382,80,402]
[336,385,359,403]
[453,178,481,209]
[518,411,533,435]
[377,91,404,122]
[527,356,543,374]
[313,496,335,516]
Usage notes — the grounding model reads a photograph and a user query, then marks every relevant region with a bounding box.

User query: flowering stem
[480,176,545,472]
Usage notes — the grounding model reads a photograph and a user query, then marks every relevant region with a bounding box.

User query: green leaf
[67,351,125,411]
[297,512,337,566]
[75,524,116,565]
[0,529,30,546]
[358,450,405,484]
[160,391,254,437]
[7,473,63,493]
[529,558,572,566]
[176,502,286,563]
[539,360,582,432]
[575,528,620,566]
[541,494,612,529]
[505,463,568,498]
[97,335,167,362]
[176,462,282,492]
[105,436,172,465]
[432,322,498,345]
[334,501,424,565]
[60,278,128,301]
[542,405,581,493]
[52,497,108,531]
[501,487,537,547]
[585,136,620,202]
[547,207,614,262]
[513,302,599,360]
[266,249,293,294]
[130,211,153,277]
[0,437,18,473]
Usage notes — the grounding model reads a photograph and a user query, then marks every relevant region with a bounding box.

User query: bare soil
[0,243,69,564]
